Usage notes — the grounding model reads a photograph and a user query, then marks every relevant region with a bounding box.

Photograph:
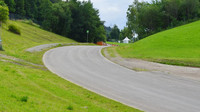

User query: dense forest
[2,0,106,42]
[126,0,200,40]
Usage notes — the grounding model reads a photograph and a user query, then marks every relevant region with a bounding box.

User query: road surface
[43,46,200,112]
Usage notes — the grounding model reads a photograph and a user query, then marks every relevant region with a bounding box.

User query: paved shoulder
[26,43,60,52]
[43,46,200,112]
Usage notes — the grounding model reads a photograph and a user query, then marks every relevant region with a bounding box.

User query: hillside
[0,20,140,112]
[1,20,77,64]
[113,20,200,67]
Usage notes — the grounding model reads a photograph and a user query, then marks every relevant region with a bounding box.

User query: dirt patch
[103,47,200,81]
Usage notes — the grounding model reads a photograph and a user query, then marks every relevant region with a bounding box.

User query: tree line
[2,0,106,42]
[125,0,200,40]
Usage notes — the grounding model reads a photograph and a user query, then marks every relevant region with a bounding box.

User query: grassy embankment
[0,20,141,112]
[107,20,200,67]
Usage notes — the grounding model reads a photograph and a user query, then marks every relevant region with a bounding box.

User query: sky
[78,0,151,29]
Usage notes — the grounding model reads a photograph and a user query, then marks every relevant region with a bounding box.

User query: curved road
[43,46,200,112]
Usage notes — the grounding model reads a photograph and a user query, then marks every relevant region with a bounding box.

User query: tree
[67,0,82,41]
[161,0,181,27]
[163,0,180,19]
[15,0,25,16]
[179,0,200,20]
[119,27,132,41]
[80,1,105,42]
[4,0,15,13]
[50,0,62,3]
[38,0,53,30]
[0,1,9,50]
[0,2,9,23]
[137,4,164,36]
[127,0,146,39]
[104,26,112,40]
[50,2,72,36]
[24,0,38,19]
[109,25,120,41]
[94,25,106,42]
[68,0,105,42]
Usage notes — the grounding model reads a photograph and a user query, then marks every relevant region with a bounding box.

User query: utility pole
[86,30,89,43]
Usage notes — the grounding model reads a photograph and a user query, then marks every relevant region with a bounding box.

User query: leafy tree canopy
[0,1,9,23]
[109,25,120,41]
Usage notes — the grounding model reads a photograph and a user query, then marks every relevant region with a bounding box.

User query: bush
[8,24,21,35]
[20,96,28,102]
[67,105,73,110]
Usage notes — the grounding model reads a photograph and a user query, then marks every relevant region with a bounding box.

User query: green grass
[113,20,200,67]
[105,42,128,58]
[0,20,141,112]
[106,47,117,57]
[107,42,128,46]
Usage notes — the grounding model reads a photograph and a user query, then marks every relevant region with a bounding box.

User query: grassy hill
[0,21,140,112]
[112,20,200,67]
[1,20,76,64]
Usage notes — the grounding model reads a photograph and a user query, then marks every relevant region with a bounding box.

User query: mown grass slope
[114,20,200,67]
[0,20,141,112]
[1,20,76,64]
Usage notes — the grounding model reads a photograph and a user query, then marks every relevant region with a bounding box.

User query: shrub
[67,105,73,110]
[8,24,21,35]
[20,96,28,102]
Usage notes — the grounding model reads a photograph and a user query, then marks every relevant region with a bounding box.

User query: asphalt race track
[43,46,200,112]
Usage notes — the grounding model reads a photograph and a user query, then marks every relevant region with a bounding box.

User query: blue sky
[79,0,151,29]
